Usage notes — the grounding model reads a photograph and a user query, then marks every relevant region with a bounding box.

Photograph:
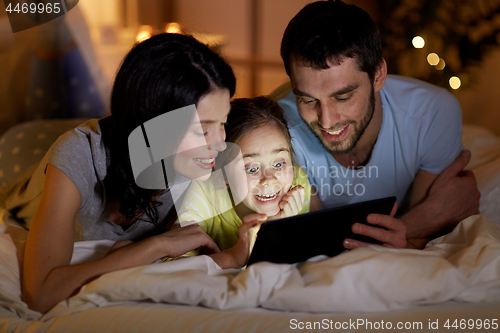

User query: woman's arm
[22,164,218,313]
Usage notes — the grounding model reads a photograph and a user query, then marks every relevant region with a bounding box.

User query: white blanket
[1,124,499,320]
[1,210,500,321]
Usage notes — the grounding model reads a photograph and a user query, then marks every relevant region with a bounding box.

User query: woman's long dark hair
[102,33,236,224]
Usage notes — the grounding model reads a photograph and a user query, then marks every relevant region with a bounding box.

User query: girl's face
[173,89,231,181]
[238,123,294,216]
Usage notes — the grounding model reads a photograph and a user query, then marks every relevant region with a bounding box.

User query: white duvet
[0,124,499,320]
[1,212,500,321]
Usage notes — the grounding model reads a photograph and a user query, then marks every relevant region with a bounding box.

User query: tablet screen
[247,196,396,266]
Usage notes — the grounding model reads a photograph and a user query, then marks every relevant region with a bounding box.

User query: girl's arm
[22,164,218,313]
[208,213,266,269]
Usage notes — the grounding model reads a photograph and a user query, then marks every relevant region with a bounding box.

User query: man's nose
[318,101,341,129]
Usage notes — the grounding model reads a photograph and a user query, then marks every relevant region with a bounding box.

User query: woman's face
[173,89,231,181]
[238,123,294,216]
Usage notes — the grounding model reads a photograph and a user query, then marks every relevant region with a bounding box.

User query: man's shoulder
[383,75,460,120]
[276,87,305,129]
[384,75,447,94]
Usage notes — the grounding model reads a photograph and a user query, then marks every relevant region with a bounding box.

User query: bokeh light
[166,22,182,34]
[435,58,446,70]
[136,25,153,43]
[412,36,425,48]
[427,53,440,66]
[449,76,461,89]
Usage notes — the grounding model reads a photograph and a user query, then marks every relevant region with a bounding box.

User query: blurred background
[1,0,500,136]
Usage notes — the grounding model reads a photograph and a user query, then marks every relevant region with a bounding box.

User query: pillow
[0,118,88,188]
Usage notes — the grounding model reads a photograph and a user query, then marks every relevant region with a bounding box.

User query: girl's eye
[245,166,259,174]
[273,161,285,169]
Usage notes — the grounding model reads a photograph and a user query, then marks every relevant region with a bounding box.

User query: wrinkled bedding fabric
[1,211,499,321]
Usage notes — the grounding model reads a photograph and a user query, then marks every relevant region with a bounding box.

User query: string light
[449,76,461,89]
[412,36,425,48]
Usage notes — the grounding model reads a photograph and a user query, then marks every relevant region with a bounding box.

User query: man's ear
[373,59,387,93]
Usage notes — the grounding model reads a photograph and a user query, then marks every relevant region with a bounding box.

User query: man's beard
[304,87,375,155]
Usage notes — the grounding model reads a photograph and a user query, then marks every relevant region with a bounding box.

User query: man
[277,0,480,248]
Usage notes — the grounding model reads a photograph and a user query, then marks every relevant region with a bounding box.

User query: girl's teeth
[255,192,279,201]
[195,158,215,164]
[326,127,345,135]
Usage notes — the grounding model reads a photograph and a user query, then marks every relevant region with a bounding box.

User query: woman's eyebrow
[198,110,230,125]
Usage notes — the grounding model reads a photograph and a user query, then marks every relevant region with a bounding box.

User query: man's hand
[344,202,407,249]
[402,150,480,240]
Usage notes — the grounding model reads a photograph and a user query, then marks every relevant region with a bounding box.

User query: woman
[17,33,236,313]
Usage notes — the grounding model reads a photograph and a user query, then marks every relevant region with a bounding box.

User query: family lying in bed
[0,0,479,314]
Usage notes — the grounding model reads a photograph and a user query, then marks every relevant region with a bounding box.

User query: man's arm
[345,151,480,250]
[400,150,480,248]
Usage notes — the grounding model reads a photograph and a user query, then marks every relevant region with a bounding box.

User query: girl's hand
[211,213,266,269]
[268,185,305,220]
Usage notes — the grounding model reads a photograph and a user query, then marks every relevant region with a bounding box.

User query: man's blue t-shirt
[278,75,463,209]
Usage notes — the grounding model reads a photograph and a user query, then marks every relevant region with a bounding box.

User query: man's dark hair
[281,0,383,81]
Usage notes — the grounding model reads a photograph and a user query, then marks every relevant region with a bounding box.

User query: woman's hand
[268,185,305,220]
[343,202,407,249]
[210,213,267,269]
[155,224,220,258]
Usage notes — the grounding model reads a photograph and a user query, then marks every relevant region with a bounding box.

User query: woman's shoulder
[54,118,102,148]
[45,118,107,205]
[49,118,105,168]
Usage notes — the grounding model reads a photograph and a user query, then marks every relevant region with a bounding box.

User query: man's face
[290,57,375,155]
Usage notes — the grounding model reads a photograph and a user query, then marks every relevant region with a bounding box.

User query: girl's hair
[102,33,236,224]
[225,96,294,155]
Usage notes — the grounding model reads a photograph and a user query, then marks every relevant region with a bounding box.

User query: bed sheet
[1,300,500,332]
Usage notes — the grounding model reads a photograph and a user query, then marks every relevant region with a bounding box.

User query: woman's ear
[373,59,387,93]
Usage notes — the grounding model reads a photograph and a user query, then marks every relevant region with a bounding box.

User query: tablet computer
[246,196,397,266]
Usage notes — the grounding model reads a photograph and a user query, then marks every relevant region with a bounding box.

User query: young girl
[3,33,237,313]
[177,96,321,268]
